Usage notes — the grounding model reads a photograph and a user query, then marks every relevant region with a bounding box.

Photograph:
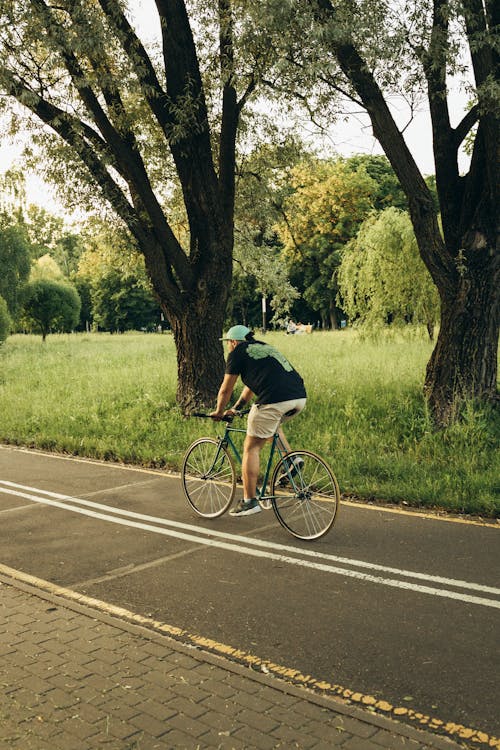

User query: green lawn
[0,330,498,517]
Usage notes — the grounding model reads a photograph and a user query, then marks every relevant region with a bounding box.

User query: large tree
[325,0,498,424]
[0,0,261,410]
[252,0,499,425]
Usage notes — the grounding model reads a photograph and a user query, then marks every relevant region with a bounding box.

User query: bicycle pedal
[259,498,273,510]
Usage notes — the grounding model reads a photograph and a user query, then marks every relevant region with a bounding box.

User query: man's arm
[210,373,239,419]
[232,385,254,411]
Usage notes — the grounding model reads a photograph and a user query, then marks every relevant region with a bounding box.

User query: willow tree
[339,207,440,338]
[0,0,262,410]
[251,0,499,425]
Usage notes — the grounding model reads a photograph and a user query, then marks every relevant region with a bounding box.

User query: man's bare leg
[277,427,291,453]
[242,435,266,499]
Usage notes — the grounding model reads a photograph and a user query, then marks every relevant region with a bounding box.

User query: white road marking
[1,479,499,609]
[1,480,497,594]
[75,547,203,587]
[0,502,41,513]
[2,443,497,529]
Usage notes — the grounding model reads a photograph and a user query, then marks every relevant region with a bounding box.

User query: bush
[0,295,11,344]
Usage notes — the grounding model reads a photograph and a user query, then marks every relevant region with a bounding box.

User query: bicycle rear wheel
[182,438,236,518]
[271,450,340,540]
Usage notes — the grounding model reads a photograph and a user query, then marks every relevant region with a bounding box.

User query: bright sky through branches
[0,0,471,221]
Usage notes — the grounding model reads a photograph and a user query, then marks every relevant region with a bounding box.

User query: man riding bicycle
[210,324,307,516]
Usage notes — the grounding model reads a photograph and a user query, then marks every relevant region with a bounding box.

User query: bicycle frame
[213,421,289,500]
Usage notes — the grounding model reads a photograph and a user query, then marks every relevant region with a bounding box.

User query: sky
[0,0,472,222]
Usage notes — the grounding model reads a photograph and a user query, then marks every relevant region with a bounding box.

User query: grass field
[0,330,498,517]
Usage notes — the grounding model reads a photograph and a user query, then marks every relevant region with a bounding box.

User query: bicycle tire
[182,438,236,518]
[270,450,340,540]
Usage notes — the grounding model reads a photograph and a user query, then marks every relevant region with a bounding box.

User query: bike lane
[1,444,498,748]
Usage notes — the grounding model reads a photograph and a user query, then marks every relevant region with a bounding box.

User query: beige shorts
[247,398,307,439]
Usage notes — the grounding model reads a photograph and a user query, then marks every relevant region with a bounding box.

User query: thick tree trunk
[163,234,232,412]
[425,251,499,425]
[171,306,227,413]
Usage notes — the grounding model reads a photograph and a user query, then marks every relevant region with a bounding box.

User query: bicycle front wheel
[271,450,340,540]
[182,438,236,518]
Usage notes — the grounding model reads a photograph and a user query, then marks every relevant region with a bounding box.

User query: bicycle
[181,412,340,541]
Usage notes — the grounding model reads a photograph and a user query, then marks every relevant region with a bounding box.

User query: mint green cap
[220,324,251,341]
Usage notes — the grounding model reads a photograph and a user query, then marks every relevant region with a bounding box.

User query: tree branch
[28,0,193,290]
[310,0,455,284]
[95,0,172,133]
[218,0,238,222]
[453,104,479,148]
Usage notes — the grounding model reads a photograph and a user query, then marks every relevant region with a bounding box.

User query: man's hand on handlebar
[208,410,224,421]
[208,407,239,421]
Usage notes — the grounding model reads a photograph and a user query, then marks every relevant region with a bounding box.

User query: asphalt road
[1,444,499,743]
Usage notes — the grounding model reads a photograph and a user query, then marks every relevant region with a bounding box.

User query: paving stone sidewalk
[0,573,462,750]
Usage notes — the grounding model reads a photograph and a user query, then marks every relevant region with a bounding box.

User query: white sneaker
[229,498,262,516]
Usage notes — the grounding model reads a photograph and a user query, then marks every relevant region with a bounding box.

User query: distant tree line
[0,183,163,341]
[1,152,438,343]
[230,149,439,335]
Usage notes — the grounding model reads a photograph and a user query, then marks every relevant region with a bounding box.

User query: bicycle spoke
[271,451,339,540]
[182,438,236,517]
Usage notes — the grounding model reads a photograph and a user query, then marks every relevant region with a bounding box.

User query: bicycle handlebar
[191,412,233,422]
[191,409,250,422]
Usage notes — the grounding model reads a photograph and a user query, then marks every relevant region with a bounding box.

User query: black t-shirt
[225,341,306,404]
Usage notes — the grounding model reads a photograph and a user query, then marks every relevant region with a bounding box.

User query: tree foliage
[30,253,65,281]
[23,206,65,260]
[276,157,376,327]
[76,223,161,331]
[232,137,309,326]
[0,217,31,319]
[1,171,85,286]
[22,205,85,274]
[338,207,440,337]
[342,155,409,212]
[91,274,161,332]
[0,295,11,344]
[22,277,81,340]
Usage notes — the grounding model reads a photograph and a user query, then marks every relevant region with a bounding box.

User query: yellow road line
[0,563,497,749]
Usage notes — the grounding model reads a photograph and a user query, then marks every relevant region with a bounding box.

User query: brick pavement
[0,571,463,750]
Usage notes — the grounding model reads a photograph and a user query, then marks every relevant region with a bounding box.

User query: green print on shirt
[247,344,293,371]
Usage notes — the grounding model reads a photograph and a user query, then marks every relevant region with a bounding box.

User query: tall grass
[0,330,498,517]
